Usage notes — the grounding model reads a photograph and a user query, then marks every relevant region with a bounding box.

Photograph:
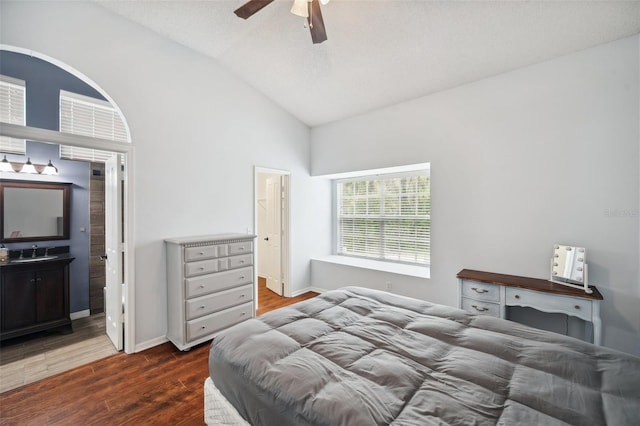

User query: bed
[206,286,640,425]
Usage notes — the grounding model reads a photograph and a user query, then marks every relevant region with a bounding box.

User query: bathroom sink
[10,256,58,264]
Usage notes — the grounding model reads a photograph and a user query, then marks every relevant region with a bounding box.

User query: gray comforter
[209,286,640,425]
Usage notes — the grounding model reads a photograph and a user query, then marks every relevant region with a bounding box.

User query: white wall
[0,1,330,350]
[311,36,640,356]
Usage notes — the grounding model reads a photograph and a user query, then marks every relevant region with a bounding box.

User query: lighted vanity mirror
[0,180,71,243]
[550,244,592,294]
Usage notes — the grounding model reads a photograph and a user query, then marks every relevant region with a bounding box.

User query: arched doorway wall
[0,44,135,354]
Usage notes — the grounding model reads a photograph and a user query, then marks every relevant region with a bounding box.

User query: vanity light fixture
[0,155,59,175]
[21,157,37,174]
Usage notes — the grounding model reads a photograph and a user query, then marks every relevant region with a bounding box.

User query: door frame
[0,123,136,354]
[254,166,291,301]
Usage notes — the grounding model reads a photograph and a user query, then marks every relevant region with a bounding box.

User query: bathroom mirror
[1,180,71,243]
[550,244,592,294]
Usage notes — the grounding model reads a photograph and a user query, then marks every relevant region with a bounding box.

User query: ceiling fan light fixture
[291,0,310,18]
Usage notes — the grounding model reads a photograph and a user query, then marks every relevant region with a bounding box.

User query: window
[59,90,128,162]
[336,169,430,266]
[0,75,26,154]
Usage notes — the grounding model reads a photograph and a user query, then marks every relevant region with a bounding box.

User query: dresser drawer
[187,301,253,341]
[229,254,252,269]
[184,245,217,262]
[229,241,252,256]
[185,266,253,298]
[462,297,500,317]
[184,259,219,277]
[186,284,253,320]
[505,287,592,322]
[461,280,500,302]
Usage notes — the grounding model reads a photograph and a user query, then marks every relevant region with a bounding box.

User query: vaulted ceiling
[98,0,640,127]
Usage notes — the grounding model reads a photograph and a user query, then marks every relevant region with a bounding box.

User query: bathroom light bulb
[0,155,13,172]
[21,158,37,174]
[42,159,58,175]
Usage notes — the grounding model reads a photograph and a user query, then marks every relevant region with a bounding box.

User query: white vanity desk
[457,269,603,345]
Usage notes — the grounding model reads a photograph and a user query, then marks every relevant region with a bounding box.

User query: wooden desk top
[456,269,603,301]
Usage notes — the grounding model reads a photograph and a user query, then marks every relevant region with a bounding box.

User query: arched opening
[0,46,135,391]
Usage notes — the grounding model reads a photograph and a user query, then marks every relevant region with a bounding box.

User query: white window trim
[0,74,26,87]
[333,164,431,267]
[313,255,430,279]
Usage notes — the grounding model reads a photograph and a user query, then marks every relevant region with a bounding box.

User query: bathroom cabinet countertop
[0,253,75,268]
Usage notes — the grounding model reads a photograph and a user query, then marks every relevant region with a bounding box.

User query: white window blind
[0,75,26,155]
[59,90,128,162]
[337,172,430,265]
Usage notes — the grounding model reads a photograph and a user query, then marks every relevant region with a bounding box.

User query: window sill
[312,255,430,279]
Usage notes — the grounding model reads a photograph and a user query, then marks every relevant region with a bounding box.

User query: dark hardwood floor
[0,279,318,426]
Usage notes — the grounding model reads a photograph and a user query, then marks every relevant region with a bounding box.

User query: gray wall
[311,35,640,356]
[0,50,106,314]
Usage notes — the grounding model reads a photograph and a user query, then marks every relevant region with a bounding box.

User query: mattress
[208,286,640,425]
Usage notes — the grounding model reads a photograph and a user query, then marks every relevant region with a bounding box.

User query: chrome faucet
[45,247,50,257]
[32,244,38,258]
[19,249,24,259]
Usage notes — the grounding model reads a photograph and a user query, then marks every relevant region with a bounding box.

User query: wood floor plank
[1,282,318,425]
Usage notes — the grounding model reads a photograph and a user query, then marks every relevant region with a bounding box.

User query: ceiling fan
[234,0,330,44]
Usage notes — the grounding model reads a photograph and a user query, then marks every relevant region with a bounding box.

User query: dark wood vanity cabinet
[0,257,74,341]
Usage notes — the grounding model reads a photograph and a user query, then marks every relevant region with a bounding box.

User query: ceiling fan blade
[234,0,274,20]
[307,0,328,44]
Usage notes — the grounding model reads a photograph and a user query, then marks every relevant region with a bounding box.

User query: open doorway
[0,136,132,392]
[255,168,290,300]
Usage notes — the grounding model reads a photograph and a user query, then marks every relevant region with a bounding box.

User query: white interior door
[265,177,282,296]
[105,154,123,351]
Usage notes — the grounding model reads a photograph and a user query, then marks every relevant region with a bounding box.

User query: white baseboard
[134,336,169,353]
[290,286,326,297]
[70,309,90,320]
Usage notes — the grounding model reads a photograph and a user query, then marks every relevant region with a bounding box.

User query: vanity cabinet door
[36,266,66,323]
[1,268,37,331]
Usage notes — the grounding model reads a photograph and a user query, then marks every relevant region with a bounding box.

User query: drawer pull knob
[575,305,580,310]
[471,305,489,312]
[241,312,246,316]
[239,276,245,279]
[240,260,245,263]
[200,305,205,309]
[199,285,205,289]
[199,267,205,270]
[515,295,520,299]
[199,252,204,255]
[471,287,488,294]
[239,247,244,251]
[240,294,245,298]
[201,326,206,329]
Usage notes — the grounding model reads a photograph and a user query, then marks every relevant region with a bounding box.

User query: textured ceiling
[97,0,640,127]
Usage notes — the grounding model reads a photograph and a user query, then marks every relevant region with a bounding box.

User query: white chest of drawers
[165,234,256,351]
[457,269,603,345]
